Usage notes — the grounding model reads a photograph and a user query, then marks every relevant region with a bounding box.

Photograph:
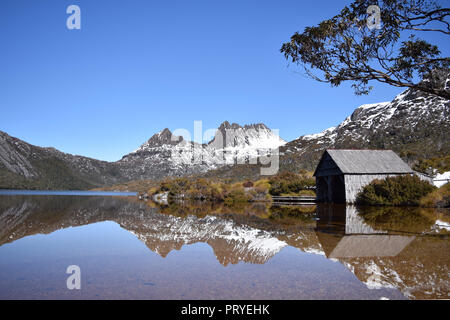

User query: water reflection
[0,196,448,299]
[316,204,449,299]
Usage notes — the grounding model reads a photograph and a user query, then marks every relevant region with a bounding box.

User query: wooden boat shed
[314,149,415,203]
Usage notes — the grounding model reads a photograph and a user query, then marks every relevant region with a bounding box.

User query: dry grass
[420,183,450,208]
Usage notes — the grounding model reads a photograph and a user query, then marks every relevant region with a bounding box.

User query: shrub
[413,156,450,175]
[254,179,270,191]
[420,183,450,208]
[268,171,315,196]
[159,177,191,196]
[356,175,436,207]
[224,187,251,205]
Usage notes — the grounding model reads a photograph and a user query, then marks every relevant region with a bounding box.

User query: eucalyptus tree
[281,0,450,99]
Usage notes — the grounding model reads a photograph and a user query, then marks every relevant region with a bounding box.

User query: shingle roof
[319,149,413,174]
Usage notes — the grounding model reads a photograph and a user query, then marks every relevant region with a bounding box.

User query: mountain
[0,121,286,189]
[116,121,286,181]
[0,131,124,190]
[1,70,449,189]
[280,69,450,171]
[209,70,450,179]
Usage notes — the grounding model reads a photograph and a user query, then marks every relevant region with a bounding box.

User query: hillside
[0,131,124,190]
[280,69,450,171]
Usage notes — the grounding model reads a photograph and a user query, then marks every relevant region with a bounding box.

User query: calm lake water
[0,192,448,300]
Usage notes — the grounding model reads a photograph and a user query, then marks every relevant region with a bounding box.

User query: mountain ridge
[0,120,287,189]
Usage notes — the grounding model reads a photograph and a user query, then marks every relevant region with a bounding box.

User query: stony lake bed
[0,192,448,300]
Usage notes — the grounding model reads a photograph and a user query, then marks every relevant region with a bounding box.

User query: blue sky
[1,0,449,161]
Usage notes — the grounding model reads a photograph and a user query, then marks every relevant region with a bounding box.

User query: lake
[0,192,448,300]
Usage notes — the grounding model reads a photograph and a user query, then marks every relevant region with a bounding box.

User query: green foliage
[281,0,450,99]
[268,171,315,196]
[356,174,436,206]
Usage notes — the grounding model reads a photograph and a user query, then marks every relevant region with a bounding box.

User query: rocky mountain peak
[141,128,184,149]
[246,123,270,130]
[217,121,270,132]
[209,121,285,150]
[217,121,241,132]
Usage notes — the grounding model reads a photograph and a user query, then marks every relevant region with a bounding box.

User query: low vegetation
[145,170,316,204]
[413,156,450,176]
[420,183,450,208]
[356,175,437,207]
[153,177,270,204]
[268,170,315,196]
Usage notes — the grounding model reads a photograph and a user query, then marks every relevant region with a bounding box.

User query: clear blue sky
[1,0,449,161]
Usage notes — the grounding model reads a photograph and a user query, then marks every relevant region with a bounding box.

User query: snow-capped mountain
[1,69,448,188]
[118,121,286,181]
[0,121,285,188]
[280,69,450,171]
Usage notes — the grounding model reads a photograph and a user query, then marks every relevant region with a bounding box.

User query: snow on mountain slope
[281,69,450,171]
[0,120,286,187]
[289,90,448,151]
[118,121,286,180]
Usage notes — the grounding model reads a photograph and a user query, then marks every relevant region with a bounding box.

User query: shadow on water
[0,195,448,299]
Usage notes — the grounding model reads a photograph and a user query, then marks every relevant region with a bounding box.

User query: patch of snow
[434,171,450,188]
[435,220,450,231]
[358,101,390,110]
[301,126,336,141]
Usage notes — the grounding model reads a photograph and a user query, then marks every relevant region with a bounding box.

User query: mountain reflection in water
[0,195,448,300]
